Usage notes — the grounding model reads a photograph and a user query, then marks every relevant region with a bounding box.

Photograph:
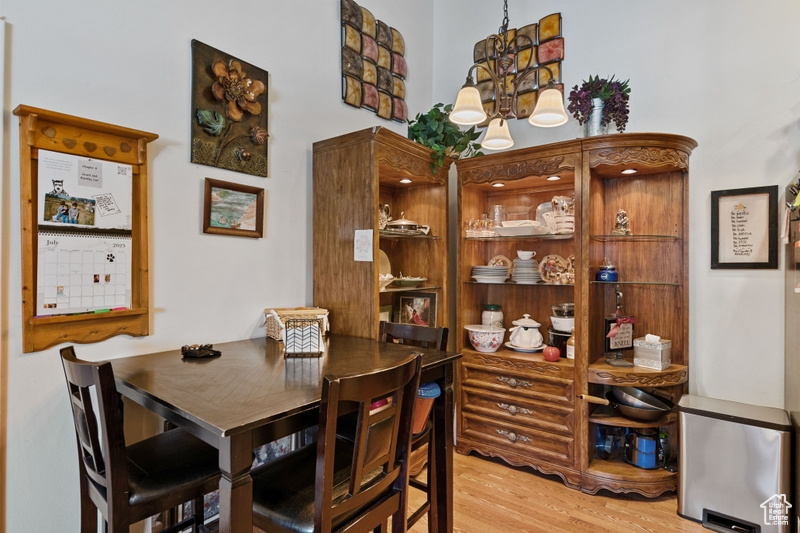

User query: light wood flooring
[405,452,707,533]
[246,451,707,533]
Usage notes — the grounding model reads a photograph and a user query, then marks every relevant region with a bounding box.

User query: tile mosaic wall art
[191,39,269,177]
[473,12,564,120]
[340,0,407,123]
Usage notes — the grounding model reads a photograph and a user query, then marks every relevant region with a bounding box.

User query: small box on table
[633,337,671,370]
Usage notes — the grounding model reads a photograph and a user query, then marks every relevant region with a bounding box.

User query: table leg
[432,364,455,533]
[217,432,254,533]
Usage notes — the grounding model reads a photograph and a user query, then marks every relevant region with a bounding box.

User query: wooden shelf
[587,457,674,482]
[588,404,677,428]
[587,361,688,387]
[380,285,441,293]
[461,346,576,367]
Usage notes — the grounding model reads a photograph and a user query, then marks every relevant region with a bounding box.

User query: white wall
[0,1,432,531]
[2,0,799,531]
[433,0,800,406]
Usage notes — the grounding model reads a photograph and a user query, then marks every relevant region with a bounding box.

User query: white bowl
[517,250,535,260]
[550,316,575,333]
[464,325,505,353]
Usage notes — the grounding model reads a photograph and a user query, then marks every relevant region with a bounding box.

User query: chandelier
[449,0,568,150]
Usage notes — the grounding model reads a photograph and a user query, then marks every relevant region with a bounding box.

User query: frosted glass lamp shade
[450,86,487,125]
[529,86,568,127]
[481,118,514,151]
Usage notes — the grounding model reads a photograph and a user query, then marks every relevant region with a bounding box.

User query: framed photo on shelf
[711,185,778,269]
[203,178,265,238]
[395,292,436,327]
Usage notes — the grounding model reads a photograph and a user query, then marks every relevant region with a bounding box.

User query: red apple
[543,345,560,361]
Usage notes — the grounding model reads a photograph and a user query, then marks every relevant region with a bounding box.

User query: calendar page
[36,229,132,316]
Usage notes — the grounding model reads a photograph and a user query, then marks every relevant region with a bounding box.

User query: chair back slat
[315,352,421,532]
[379,321,448,351]
[60,346,129,516]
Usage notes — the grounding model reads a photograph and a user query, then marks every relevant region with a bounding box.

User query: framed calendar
[14,105,158,352]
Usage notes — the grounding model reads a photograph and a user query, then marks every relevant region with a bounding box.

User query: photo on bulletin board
[203,178,264,238]
[711,185,778,269]
[395,292,436,327]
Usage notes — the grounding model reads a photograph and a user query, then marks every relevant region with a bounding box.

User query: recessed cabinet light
[400,178,412,184]
[492,182,505,187]
[546,176,561,181]
[621,169,637,175]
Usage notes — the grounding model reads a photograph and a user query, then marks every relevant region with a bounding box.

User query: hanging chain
[499,0,510,36]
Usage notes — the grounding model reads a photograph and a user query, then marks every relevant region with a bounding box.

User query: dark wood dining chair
[60,346,221,533]
[378,321,448,532]
[251,352,422,533]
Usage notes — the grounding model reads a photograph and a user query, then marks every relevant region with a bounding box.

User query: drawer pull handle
[497,429,531,443]
[496,376,531,389]
[497,402,532,416]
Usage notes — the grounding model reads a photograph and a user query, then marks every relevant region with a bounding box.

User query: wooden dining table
[111,334,461,533]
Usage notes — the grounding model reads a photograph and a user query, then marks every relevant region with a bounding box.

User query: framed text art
[711,185,778,269]
[203,178,264,238]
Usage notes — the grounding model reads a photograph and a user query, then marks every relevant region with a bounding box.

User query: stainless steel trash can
[678,394,791,533]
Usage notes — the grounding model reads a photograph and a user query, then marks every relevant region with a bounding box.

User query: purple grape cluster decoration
[567,75,631,132]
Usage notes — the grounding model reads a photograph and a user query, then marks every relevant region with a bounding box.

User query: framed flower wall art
[191,40,269,177]
[340,0,408,122]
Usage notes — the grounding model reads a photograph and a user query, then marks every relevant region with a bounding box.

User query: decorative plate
[538,254,569,284]
[379,249,391,276]
[488,255,512,268]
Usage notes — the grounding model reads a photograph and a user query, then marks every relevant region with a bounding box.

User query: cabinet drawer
[460,386,574,435]
[460,359,574,406]
[461,412,574,467]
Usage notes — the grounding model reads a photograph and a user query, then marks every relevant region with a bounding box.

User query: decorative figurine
[612,208,632,235]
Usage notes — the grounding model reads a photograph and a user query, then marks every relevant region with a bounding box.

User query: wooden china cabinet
[312,126,450,341]
[454,133,696,496]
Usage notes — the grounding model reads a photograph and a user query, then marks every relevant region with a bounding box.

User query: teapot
[508,314,543,348]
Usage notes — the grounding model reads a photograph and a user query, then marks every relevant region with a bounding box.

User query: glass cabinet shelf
[590,234,680,242]
[590,280,680,286]
[465,234,574,241]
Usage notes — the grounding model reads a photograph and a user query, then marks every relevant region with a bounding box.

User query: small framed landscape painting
[203,178,264,238]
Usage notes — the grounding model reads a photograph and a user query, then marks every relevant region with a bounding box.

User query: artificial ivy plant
[407,103,483,173]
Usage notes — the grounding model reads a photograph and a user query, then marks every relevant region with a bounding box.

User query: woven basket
[265,307,329,341]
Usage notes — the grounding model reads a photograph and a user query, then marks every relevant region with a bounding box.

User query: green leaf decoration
[196,108,226,136]
[407,103,483,174]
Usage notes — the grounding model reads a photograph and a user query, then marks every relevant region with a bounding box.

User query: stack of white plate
[512,258,541,284]
[471,265,510,283]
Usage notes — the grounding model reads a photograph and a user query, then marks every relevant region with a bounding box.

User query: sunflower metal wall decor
[191,39,269,177]
[340,0,407,123]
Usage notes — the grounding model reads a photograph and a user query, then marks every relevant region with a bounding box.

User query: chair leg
[426,437,435,533]
[193,496,205,533]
